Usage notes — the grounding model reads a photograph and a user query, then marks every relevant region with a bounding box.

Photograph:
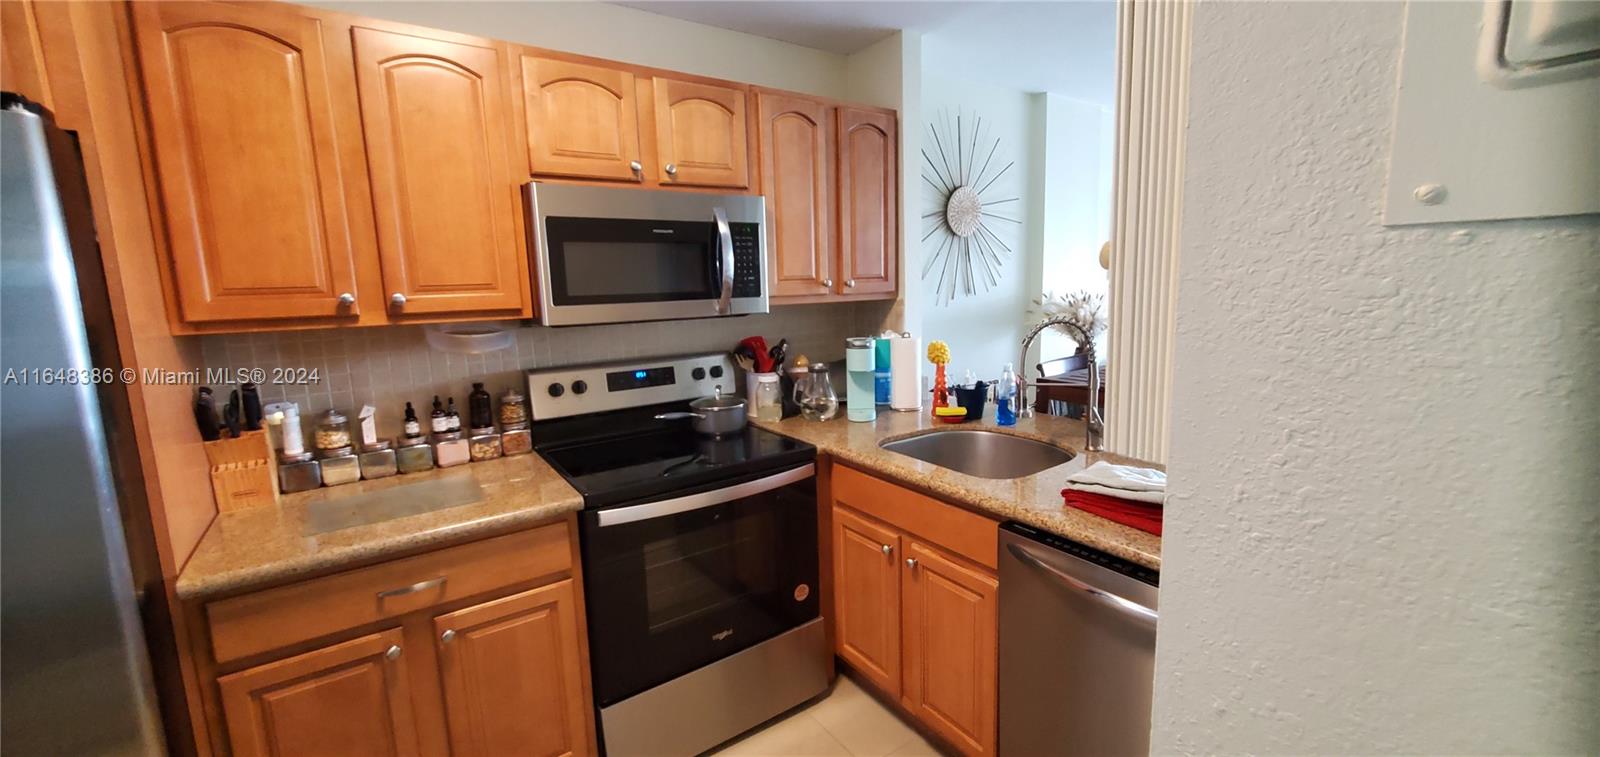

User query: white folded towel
[1064,461,1166,505]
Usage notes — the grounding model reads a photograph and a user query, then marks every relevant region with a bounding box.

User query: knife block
[203,430,279,511]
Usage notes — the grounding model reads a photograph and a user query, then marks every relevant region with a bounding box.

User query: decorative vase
[931,364,948,416]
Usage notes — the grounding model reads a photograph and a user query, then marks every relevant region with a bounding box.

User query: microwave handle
[714,207,733,315]
[596,463,815,527]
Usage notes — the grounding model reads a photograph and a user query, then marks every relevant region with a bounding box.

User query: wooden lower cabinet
[217,629,421,757]
[829,465,999,757]
[434,580,589,757]
[832,506,903,697]
[901,540,999,756]
[195,522,594,757]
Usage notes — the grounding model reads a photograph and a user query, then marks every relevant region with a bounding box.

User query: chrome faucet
[1018,316,1103,452]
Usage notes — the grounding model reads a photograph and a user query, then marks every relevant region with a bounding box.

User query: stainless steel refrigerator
[1,94,167,754]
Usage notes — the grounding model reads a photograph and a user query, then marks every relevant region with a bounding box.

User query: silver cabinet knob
[441,629,456,643]
[385,645,401,661]
[337,292,355,306]
[880,544,892,556]
[629,160,642,173]
[664,163,677,176]
[845,279,856,288]
[822,279,833,288]
[905,558,918,569]
[390,292,407,309]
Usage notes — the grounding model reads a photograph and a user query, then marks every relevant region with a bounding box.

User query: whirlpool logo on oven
[711,628,734,642]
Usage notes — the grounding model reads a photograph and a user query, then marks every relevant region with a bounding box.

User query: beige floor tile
[712,712,852,757]
[807,678,920,757]
[884,734,942,757]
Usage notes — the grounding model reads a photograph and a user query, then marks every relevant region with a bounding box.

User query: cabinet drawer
[832,465,998,571]
[207,524,570,664]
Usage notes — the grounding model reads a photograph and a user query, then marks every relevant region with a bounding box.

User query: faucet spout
[1018,316,1103,452]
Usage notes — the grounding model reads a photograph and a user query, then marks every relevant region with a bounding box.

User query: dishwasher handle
[1006,543,1158,626]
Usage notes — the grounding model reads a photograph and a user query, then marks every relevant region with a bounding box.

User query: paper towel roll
[889,334,923,411]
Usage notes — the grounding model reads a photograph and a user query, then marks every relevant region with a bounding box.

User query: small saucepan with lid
[654,387,748,436]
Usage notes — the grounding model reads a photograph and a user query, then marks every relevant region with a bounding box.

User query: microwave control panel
[731,222,762,298]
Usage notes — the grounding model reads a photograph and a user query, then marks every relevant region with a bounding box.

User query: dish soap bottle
[996,363,1017,426]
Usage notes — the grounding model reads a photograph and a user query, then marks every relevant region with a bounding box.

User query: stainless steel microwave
[526,183,768,326]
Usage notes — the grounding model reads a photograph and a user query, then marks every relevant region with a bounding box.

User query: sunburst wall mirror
[922,108,1018,304]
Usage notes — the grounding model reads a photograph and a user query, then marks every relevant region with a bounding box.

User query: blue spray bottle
[996,363,1017,426]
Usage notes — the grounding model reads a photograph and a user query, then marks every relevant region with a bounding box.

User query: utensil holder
[203,430,279,511]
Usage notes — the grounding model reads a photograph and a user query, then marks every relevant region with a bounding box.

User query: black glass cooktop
[535,407,814,507]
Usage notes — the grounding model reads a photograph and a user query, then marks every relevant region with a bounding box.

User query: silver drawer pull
[377,576,445,600]
[880,544,892,556]
[385,645,402,661]
[905,558,917,569]
[441,629,457,643]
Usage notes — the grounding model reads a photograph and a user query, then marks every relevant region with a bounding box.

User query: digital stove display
[606,365,675,392]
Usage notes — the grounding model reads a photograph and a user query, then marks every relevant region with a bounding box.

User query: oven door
[581,464,819,706]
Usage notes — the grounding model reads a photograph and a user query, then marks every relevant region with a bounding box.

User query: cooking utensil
[654,388,748,436]
[240,381,262,431]
[768,338,788,371]
[732,352,755,373]
[223,390,242,438]
[739,336,771,372]
[193,387,221,441]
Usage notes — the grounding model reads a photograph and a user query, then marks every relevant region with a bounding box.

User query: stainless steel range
[529,354,826,756]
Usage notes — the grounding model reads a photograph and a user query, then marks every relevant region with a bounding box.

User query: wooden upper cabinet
[831,506,903,698]
[901,540,998,757]
[132,1,361,322]
[837,108,898,297]
[433,580,592,757]
[758,92,833,298]
[651,78,750,189]
[217,629,421,757]
[352,28,527,316]
[522,56,643,182]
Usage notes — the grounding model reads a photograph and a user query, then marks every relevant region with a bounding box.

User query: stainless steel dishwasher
[998,521,1159,756]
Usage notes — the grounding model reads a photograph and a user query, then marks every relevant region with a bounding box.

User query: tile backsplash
[200,303,889,440]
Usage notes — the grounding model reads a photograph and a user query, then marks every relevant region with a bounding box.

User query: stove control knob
[547,382,565,398]
[692,367,706,380]
[709,365,724,379]
[572,380,589,395]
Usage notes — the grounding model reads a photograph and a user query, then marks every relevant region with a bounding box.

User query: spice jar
[499,389,529,428]
[500,426,532,456]
[396,437,434,474]
[433,434,470,468]
[469,382,493,430]
[358,440,397,480]
[314,410,352,455]
[469,427,502,461]
[319,453,360,486]
[278,451,321,493]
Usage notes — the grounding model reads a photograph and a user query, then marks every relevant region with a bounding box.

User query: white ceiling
[615,1,1117,103]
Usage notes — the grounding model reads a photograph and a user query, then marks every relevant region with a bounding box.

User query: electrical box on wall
[1384,0,1600,225]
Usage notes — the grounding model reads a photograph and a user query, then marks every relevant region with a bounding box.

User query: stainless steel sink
[879,430,1074,479]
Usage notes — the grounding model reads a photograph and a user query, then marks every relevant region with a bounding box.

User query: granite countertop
[751,411,1163,570]
[175,453,583,601]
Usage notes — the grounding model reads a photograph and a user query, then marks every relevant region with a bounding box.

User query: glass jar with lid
[469,427,502,461]
[753,373,782,421]
[319,453,360,486]
[499,389,529,429]
[396,436,434,474]
[313,410,353,456]
[358,439,397,479]
[500,427,532,456]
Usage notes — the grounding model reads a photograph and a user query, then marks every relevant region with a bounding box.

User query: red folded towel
[1061,489,1163,536]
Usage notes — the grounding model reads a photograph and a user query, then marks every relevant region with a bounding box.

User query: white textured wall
[1154,2,1600,754]
[302,1,849,97]
[916,70,1041,379]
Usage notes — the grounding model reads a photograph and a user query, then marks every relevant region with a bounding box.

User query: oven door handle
[596,463,815,527]
[714,206,733,315]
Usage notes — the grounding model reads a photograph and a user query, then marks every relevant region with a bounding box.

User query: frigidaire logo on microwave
[712,628,734,642]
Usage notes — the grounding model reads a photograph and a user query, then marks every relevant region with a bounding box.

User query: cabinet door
[434,580,592,757]
[836,108,898,297]
[522,56,643,182]
[652,78,750,188]
[757,92,833,298]
[352,28,527,316]
[831,506,902,697]
[902,541,998,757]
[217,629,420,757]
[132,1,360,322]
